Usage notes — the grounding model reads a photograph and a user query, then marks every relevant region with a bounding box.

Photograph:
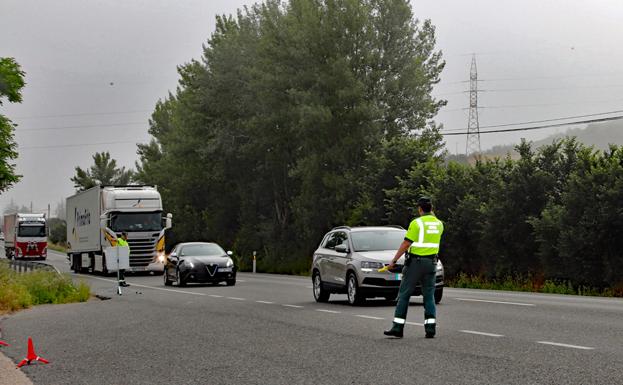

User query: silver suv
[311,226,444,305]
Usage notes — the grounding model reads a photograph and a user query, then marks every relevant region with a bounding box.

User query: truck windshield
[110,212,163,232]
[18,225,46,237]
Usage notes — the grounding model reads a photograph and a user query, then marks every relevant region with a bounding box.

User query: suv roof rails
[384,225,405,230]
[330,226,351,231]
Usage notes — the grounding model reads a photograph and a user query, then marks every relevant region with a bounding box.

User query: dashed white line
[454,298,536,307]
[209,294,223,298]
[460,330,504,337]
[537,341,594,350]
[282,304,304,308]
[256,300,274,304]
[227,297,246,301]
[355,315,384,320]
[316,309,341,314]
[78,275,208,296]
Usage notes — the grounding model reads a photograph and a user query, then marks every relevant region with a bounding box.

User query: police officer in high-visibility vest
[384,196,443,338]
[117,232,131,287]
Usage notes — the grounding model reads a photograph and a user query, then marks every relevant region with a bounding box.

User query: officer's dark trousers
[393,257,436,324]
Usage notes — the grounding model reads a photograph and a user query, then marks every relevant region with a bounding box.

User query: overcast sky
[1,0,623,215]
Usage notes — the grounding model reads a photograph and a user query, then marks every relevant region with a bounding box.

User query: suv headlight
[361,261,384,271]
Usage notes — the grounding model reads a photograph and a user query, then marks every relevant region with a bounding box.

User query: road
[1,249,622,384]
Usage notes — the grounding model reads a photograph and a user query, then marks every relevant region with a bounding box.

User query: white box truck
[66,185,172,274]
[3,213,48,260]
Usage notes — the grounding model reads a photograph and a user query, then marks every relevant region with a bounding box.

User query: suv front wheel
[312,271,330,302]
[346,272,365,306]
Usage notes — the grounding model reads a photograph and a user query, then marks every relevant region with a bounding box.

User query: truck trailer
[66,185,172,274]
[3,213,48,260]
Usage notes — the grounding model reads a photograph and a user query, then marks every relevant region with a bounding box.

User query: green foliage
[48,218,67,244]
[0,262,90,312]
[0,57,25,193]
[136,0,445,273]
[71,151,135,191]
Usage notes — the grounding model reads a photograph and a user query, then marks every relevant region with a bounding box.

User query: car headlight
[226,258,234,267]
[185,261,194,269]
[361,261,384,270]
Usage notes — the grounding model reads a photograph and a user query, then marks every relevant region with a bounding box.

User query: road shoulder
[0,351,33,385]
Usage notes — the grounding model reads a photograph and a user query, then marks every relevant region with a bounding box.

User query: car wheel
[312,271,330,303]
[176,270,186,287]
[164,268,173,286]
[435,287,443,304]
[226,279,236,286]
[346,273,365,306]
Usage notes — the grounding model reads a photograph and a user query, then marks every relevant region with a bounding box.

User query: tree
[71,151,134,191]
[0,57,25,193]
[136,0,446,273]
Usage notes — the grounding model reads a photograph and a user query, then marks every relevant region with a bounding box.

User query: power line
[16,122,147,132]
[444,109,623,132]
[13,110,152,120]
[441,115,623,136]
[19,140,141,150]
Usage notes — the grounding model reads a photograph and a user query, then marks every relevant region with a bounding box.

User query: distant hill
[482,120,623,159]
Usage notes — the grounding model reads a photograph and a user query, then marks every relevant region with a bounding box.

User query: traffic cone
[16,337,49,368]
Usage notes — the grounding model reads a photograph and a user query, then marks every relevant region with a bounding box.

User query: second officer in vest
[384,196,444,338]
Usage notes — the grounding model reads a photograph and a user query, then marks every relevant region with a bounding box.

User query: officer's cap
[416,196,432,207]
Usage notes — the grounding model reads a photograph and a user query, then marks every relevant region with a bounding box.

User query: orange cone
[16,337,49,368]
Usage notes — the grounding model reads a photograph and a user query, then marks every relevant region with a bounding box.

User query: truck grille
[126,235,159,267]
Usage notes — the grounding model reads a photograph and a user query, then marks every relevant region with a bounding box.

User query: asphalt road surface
[1,249,622,385]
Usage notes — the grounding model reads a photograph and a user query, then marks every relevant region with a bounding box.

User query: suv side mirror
[227,251,233,256]
[335,244,349,253]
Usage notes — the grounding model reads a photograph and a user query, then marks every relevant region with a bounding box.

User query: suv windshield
[180,244,225,256]
[351,229,406,252]
[18,225,46,237]
[110,212,163,232]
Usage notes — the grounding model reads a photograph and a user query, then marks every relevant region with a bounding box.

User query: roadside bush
[0,262,90,312]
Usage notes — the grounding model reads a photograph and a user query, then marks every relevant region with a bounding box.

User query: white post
[252,251,256,274]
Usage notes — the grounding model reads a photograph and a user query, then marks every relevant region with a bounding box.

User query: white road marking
[209,294,223,298]
[454,297,535,307]
[316,309,340,314]
[355,315,384,320]
[77,275,208,296]
[227,297,246,301]
[256,300,274,304]
[460,330,504,337]
[282,304,304,308]
[406,321,423,326]
[537,341,594,350]
[237,280,246,282]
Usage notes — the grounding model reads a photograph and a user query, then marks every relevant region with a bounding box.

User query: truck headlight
[157,253,165,263]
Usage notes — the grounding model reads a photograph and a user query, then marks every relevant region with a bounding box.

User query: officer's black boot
[424,315,436,338]
[383,322,404,338]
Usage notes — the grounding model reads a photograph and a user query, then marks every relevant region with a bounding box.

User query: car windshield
[180,244,225,256]
[110,212,163,232]
[351,229,406,252]
[18,225,46,237]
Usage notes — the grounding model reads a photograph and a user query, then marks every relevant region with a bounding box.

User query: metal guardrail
[1,259,62,275]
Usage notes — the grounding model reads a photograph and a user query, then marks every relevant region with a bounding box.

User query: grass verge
[47,242,67,253]
[0,261,90,313]
[447,272,622,297]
